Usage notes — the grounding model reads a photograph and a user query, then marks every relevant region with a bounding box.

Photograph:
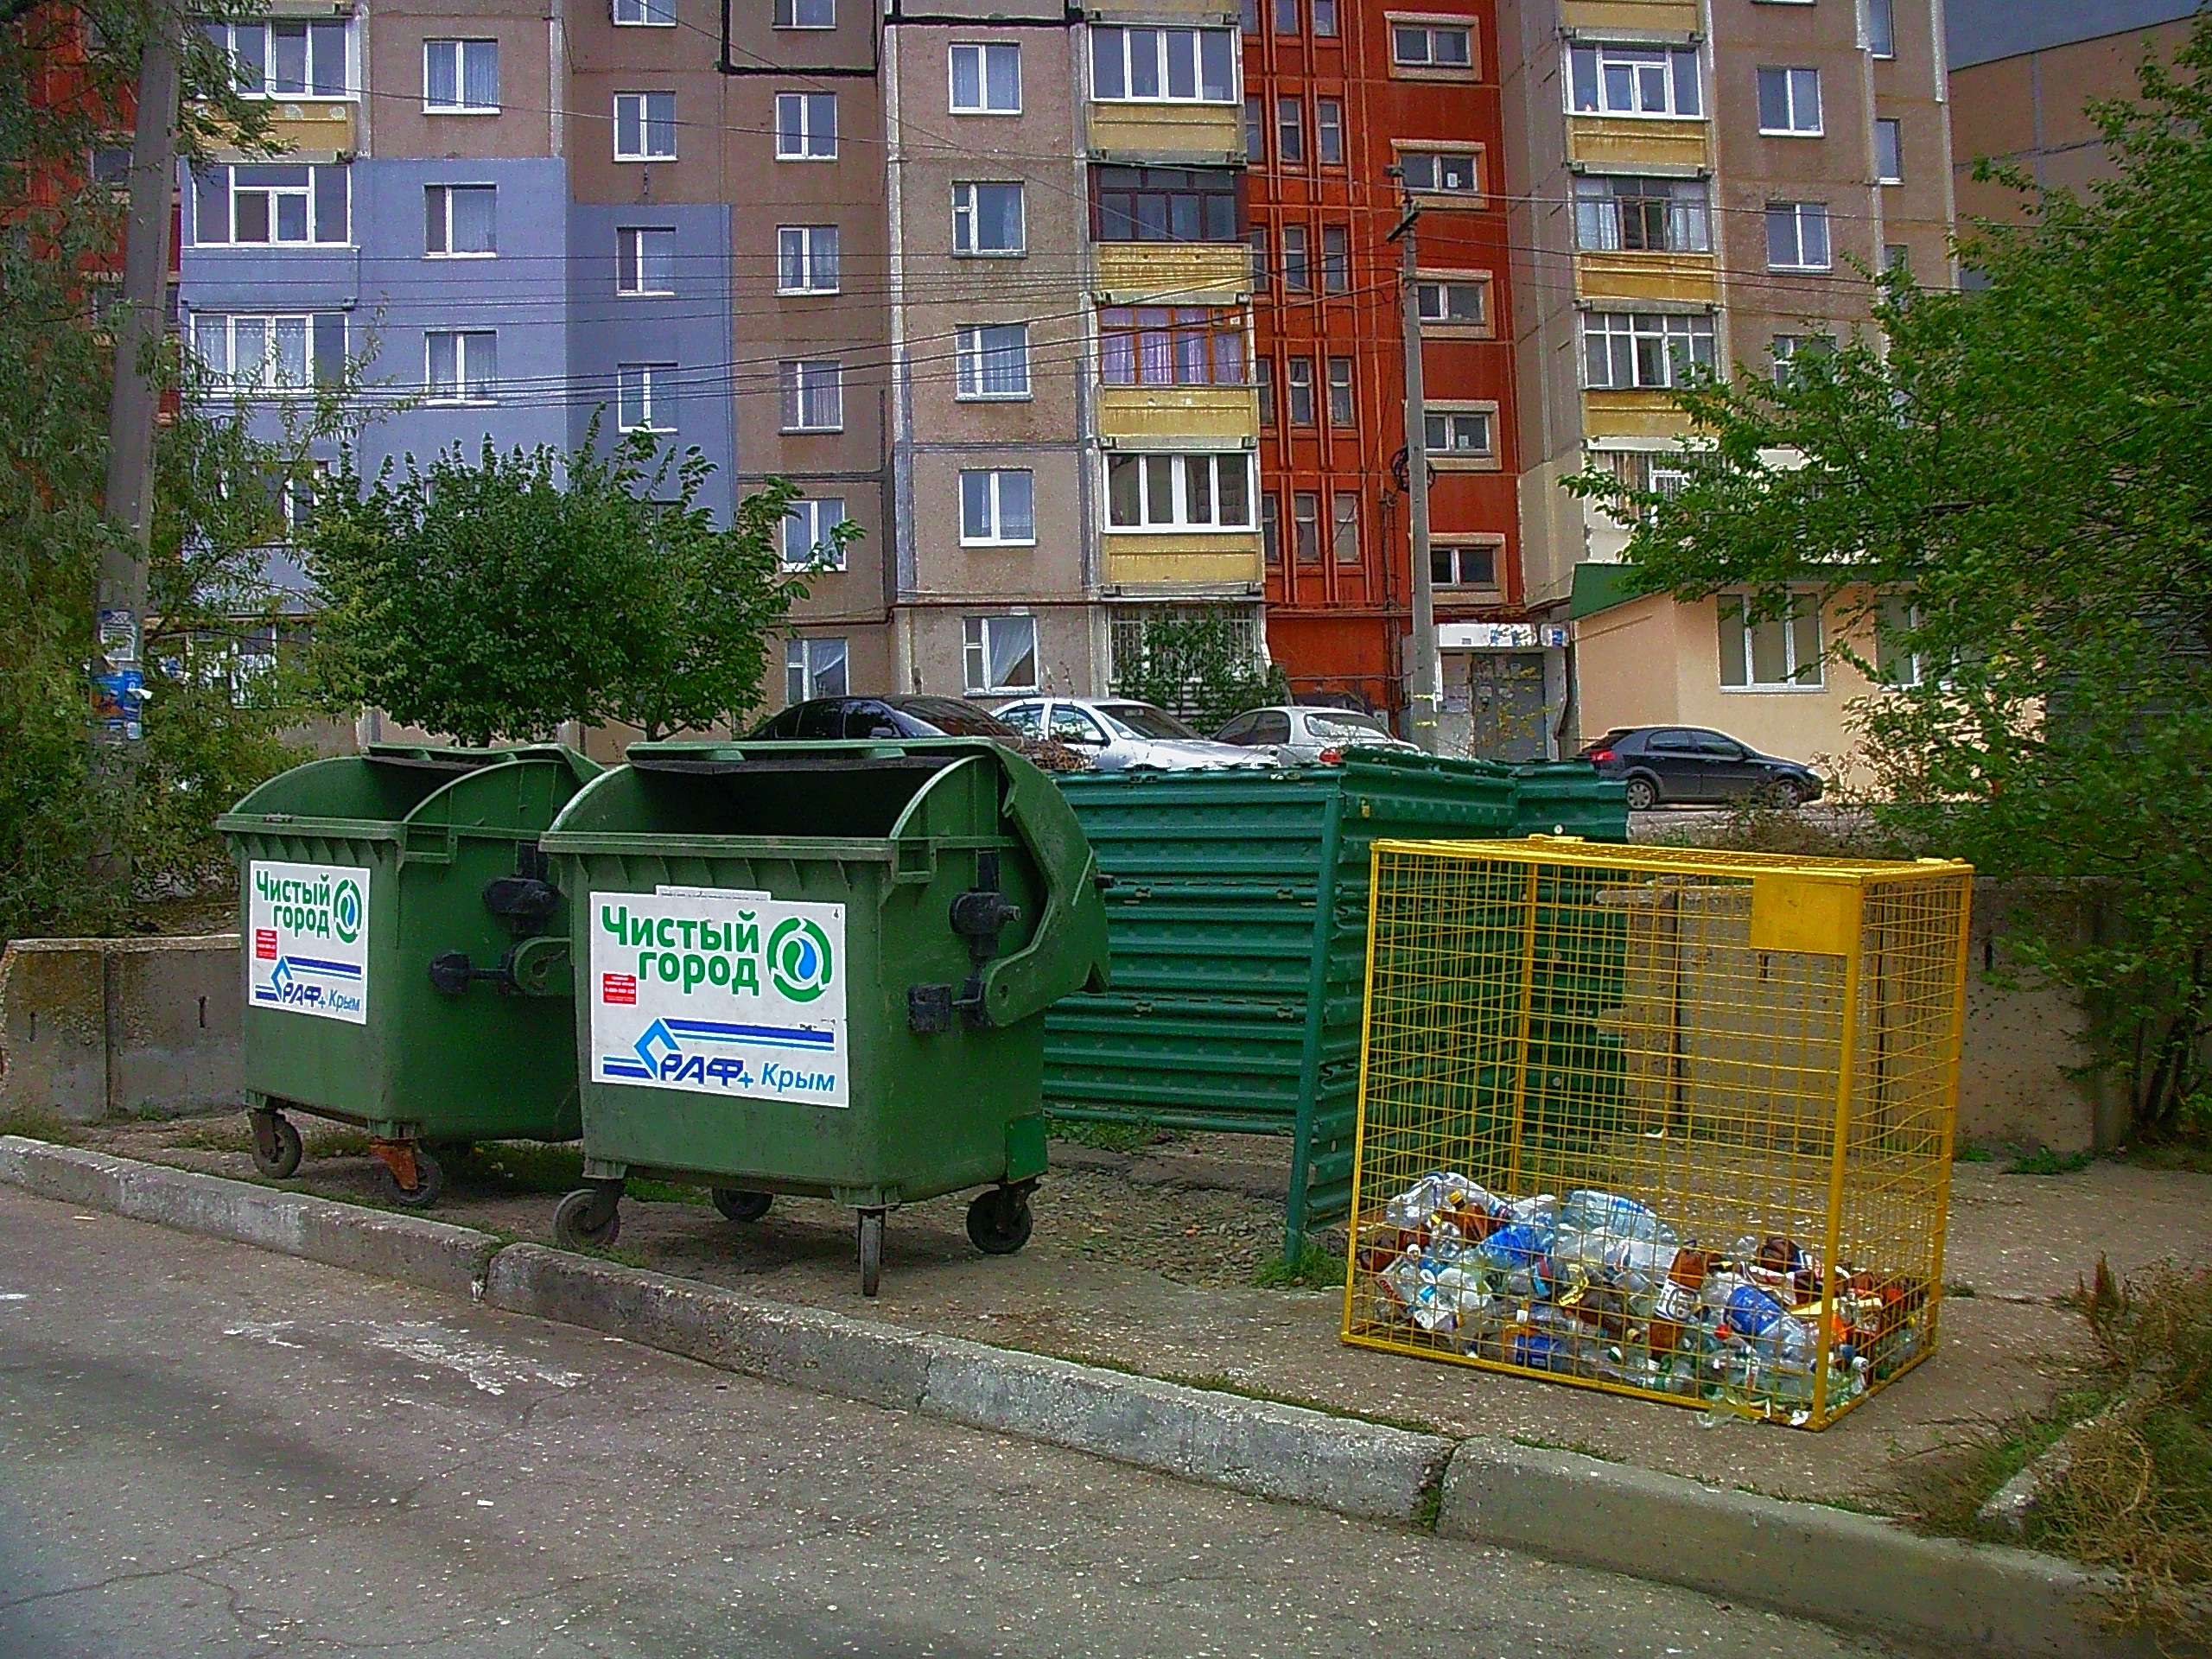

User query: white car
[1211,705,1419,765]
[993,696,1273,772]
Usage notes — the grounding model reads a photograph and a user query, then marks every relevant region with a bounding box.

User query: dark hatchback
[1580,726,1823,811]
[745,696,1087,772]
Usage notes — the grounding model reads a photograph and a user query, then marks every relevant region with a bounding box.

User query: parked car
[1211,705,1420,765]
[992,696,1273,772]
[745,696,1087,772]
[1579,726,1823,810]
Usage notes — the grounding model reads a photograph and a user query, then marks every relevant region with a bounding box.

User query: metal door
[1463,652,1548,761]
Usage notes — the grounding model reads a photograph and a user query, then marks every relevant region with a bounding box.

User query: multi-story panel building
[1501,0,1954,766]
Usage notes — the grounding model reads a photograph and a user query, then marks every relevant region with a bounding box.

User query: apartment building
[1502,0,1953,769]
[1244,0,1529,747]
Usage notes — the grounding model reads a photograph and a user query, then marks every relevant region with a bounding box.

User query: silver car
[1212,705,1418,765]
[993,696,1272,772]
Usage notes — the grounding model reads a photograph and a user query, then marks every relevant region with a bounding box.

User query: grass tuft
[2005,1147,2098,1176]
[1253,1241,1344,1292]
[0,1106,83,1145]
[1954,1143,1995,1163]
[1046,1116,1162,1154]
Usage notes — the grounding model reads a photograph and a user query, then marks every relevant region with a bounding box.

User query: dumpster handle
[971,760,1111,1026]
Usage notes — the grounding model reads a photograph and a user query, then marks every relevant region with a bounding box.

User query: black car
[1579,726,1823,811]
[746,696,1086,771]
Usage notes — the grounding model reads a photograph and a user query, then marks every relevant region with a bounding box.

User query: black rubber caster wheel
[555,1184,621,1249]
[377,1147,444,1209]
[857,1209,884,1298]
[966,1186,1034,1256]
[249,1110,302,1180]
[711,1188,773,1224]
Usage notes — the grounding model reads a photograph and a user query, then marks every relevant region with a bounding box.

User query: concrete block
[1437,1438,2153,1658]
[0,944,107,1122]
[921,1341,1452,1523]
[482,1246,933,1410]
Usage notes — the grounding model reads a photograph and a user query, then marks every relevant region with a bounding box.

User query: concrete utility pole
[1389,180,1438,753]
[92,4,182,874]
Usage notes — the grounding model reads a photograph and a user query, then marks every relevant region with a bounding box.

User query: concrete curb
[0,1136,2158,1656]
[0,1136,499,1302]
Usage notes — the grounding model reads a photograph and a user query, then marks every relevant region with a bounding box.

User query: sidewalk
[61,1109,2212,1510]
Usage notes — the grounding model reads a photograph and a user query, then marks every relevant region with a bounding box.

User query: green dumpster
[537,738,1110,1294]
[215,743,600,1204]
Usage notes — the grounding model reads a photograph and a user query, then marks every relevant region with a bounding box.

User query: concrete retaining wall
[0,935,241,1123]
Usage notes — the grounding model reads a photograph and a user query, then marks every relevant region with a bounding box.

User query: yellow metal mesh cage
[1342,838,1974,1428]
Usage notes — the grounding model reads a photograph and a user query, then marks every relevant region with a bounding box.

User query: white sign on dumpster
[588,890,849,1107]
[246,859,371,1024]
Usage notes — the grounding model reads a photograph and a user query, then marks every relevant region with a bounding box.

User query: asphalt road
[0,1187,1897,1659]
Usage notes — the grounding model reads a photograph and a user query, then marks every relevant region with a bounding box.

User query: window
[193,163,349,245]
[1315,99,1343,164]
[614,92,677,160]
[960,470,1035,544]
[1416,275,1488,327]
[205,19,350,99]
[1094,168,1241,242]
[786,637,849,702]
[1280,225,1312,292]
[1425,408,1492,455]
[1581,311,1716,389]
[955,324,1031,399]
[1573,175,1710,252]
[1313,0,1335,35]
[1765,201,1831,270]
[1325,356,1352,423]
[1245,98,1265,162]
[1287,356,1314,423]
[1273,0,1295,35]
[777,225,839,292]
[1885,243,1911,273]
[1719,592,1822,687]
[1771,333,1833,385]
[1757,67,1822,134]
[963,615,1038,693]
[1104,453,1255,530]
[1099,308,1246,386]
[1868,0,1895,58]
[191,313,345,391]
[1090,27,1236,103]
[1256,358,1275,424]
[1391,22,1471,69]
[1876,118,1903,183]
[423,39,498,112]
[425,329,497,403]
[952,182,1024,255]
[1432,544,1497,588]
[91,143,131,188]
[1331,493,1358,564]
[423,184,495,256]
[1567,43,1702,117]
[775,0,833,25]
[276,460,331,541]
[1292,491,1319,563]
[1276,97,1304,163]
[1399,149,1478,194]
[1875,595,1926,687]
[1248,226,1270,289]
[1319,226,1349,293]
[949,42,1020,111]
[773,92,836,158]
[1261,493,1280,563]
[614,0,674,23]
[1242,0,1258,33]
[617,363,677,432]
[618,226,676,295]
[779,359,842,430]
[781,498,849,569]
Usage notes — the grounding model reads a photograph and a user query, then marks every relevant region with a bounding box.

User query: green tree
[1567,19,2212,1135]
[307,430,811,744]
[1109,609,1289,734]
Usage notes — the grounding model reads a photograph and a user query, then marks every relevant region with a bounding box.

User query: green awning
[1567,562,1658,620]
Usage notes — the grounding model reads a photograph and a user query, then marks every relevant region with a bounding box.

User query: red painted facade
[1243,0,1521,714]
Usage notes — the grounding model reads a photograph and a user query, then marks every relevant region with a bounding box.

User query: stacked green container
[1043,752,1626,1256]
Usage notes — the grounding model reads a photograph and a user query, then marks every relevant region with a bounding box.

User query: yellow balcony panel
[1567,116,1708,171]
[1093,241,1250,304]
[1097,385,1258,445]
[1087,100,1242,163]
[1560,0,1699,34]
[1575,251,1719,306]
[1087,0,1237,22]
[1583,389,1695,441]
[267,103,356,153]
[1106,533,1262,589]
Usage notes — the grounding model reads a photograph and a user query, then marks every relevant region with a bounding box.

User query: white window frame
[1424,404,1495,460]
[1415,271,1490,329]
[1431,542,1500,589]
[774,92,838,159]
[776,225,840,294]
[785,637,849,702]
[779,358,843,432]
[1389,19,1473,72]
[613,0,676,25]
[190,312,338,393]
[960,469,1036,545]
[774,0,834,27]
[1581,309,1717,390]
[951,181,1025,256]
[1566,42,1702,118]
[617,226,676,296]
[1719,591,1824,690]
[194,162,349,246]
[616,362,677,433]
[954,324,1032,400]
[1771,332,1834,385]
[1103,452,1256,532]
[1573,174,1712,253]
[423,182,496,257]
[613,92,677,161]
[207,18,353,100]
[424,328,498,405]
[422,38,499,114]
[1757,66,1822,136]
[948,42,1021,113]
[781,499,849,570]
[1875,118,1903,183]
[1765,201,1831,271]
[1397,148,1479,194]
[963,614,1039,695]
[1089,25,1238,105]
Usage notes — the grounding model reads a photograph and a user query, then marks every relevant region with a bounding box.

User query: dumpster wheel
[555,1184,622,1249]
[857,1209,885,1298]
[249,1109,303,1180]
[372,1142,444,1209]
[711,1188,773,1224]
[966,1184,1035,1256]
